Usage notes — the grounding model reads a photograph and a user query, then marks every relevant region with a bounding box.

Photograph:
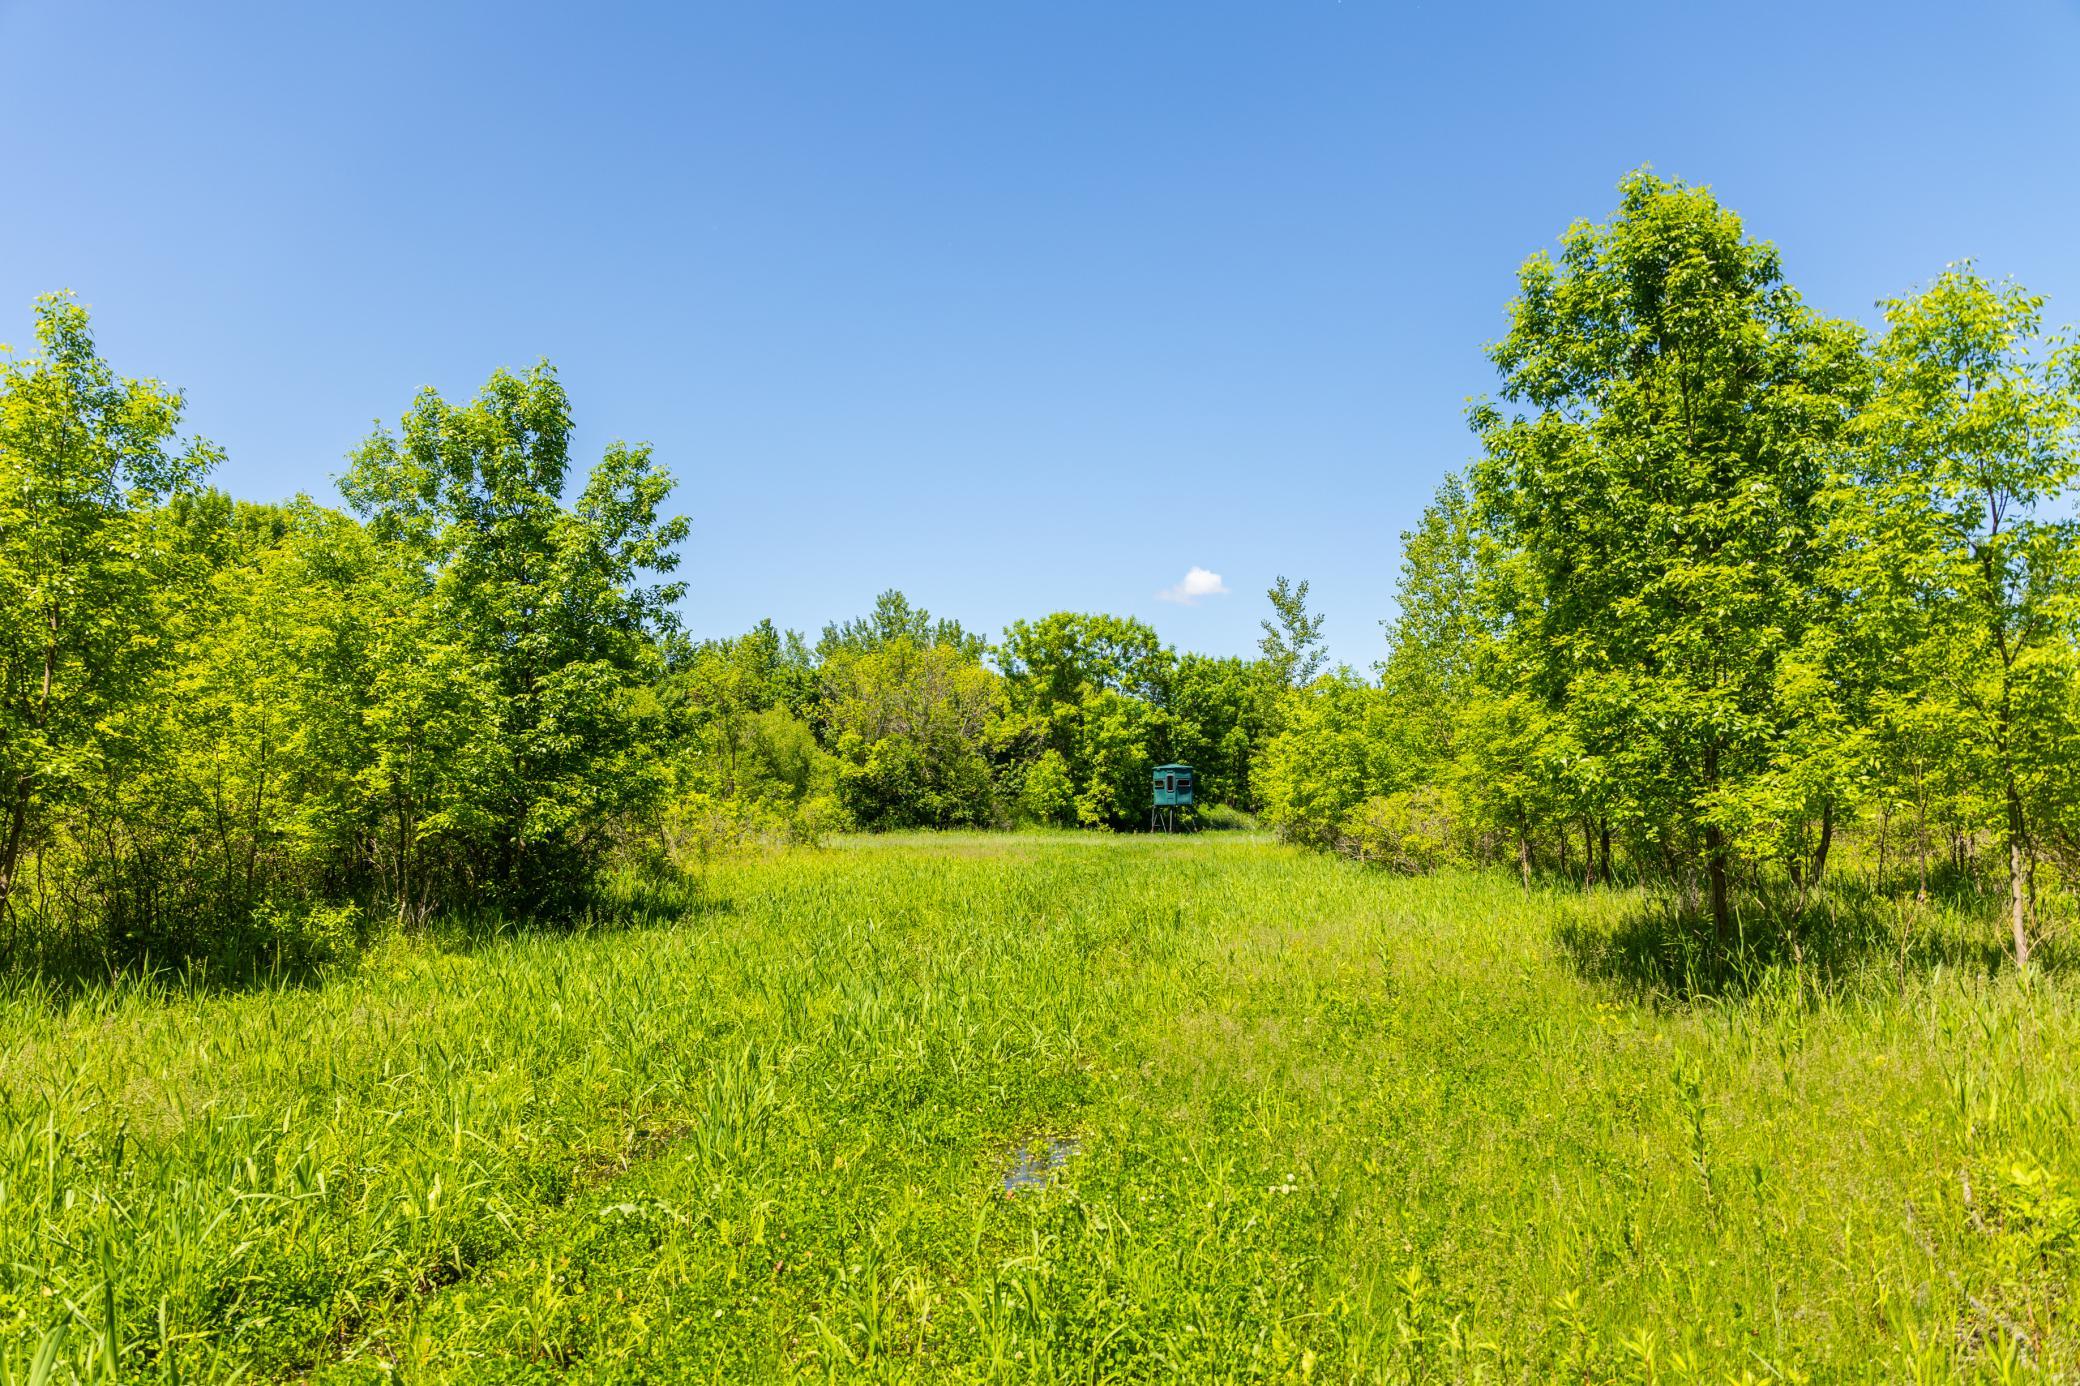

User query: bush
[250,899,365,971]
[785,792,850,847]
[658,791,773,869]
[1339,787,1461,874]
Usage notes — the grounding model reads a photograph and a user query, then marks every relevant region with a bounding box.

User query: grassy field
[1,833,2076,1382]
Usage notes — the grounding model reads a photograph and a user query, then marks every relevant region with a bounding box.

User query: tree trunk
[1810,797,1833,888]
[1599,821,1612,885]
[0,776,31,926]
[1516,807,1531,890]
[1703,741,1729,945]
[1914,765,1930,904]
[1582,820,1596,889]
[1705,823,1730,944]
[1877,802,1889,897]
[2007,778,2031,968]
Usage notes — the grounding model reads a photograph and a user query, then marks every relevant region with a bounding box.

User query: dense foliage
[0,301,694,968]
[0,313,1276,970]
[1260,171,2080,968]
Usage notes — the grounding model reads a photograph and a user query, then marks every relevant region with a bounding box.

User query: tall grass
[0,835,2073,1380]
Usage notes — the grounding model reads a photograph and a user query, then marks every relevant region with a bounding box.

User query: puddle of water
[1003,1137,1082,1194]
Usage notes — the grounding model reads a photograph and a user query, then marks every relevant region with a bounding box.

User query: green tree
[1379,473,1482,781]
[652,620,836,857]
[343,363,687,914]
[1165,653,1269,810]
[1017,748,1077,826]
[144,499,485,942]
[818,589,985,662]
[820,636,1000,828]
[1258,575,1327,689]
[1254,672,1399,849]
[666,622,818,797]
[0,293,217,929]
[1470,170,1868,939]
[998,612,1173,827]
[1851,267,2080,965]
[173,502,365,917]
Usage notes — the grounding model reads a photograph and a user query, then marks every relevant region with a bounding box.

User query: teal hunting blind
[1151,763,1194,832]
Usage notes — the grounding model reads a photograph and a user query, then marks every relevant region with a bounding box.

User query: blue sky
[4,1,2078,667]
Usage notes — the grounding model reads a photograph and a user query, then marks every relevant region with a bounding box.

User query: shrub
[250,899,365,971]
[1339,786,1461,874]
[658,791,772,869]
[785,793,850,847]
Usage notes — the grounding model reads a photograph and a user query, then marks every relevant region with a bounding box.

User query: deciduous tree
[1470,171,1868,940]
[0,294,217,926]
[1851,268,2080,965]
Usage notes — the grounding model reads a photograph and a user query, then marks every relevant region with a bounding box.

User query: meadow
[1,833,2075,1383]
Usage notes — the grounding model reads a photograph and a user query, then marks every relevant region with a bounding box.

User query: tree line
[4,168,2075,973]
[1262,170,2080,969]
[0,300,1328,969]
[646,585,1325,857]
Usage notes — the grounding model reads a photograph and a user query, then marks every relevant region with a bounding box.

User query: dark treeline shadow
[1553,878,2041,1004]
[0,873,738,1010]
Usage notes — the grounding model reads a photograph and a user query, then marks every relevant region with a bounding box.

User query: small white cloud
[1157,566,1230,605]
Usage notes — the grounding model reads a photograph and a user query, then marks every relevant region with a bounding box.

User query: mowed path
[1,835,2071,1381]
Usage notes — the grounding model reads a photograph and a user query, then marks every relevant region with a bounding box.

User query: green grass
[1,834,2077,1381]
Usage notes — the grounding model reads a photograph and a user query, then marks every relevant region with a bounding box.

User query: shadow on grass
[0,870,737,1009]
[1553,881,2043,1004]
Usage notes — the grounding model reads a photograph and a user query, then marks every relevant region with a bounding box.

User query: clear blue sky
[5,1,2078,667]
